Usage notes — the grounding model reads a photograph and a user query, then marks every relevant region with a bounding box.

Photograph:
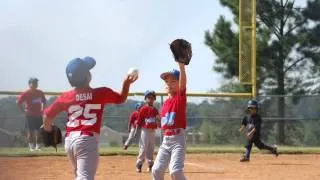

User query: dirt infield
[1,154,319,180]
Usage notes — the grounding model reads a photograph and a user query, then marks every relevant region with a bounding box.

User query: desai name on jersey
[76,93,93,101]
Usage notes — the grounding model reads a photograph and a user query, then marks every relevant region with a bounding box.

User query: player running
[17,77,47,151]
[239,99,279,162]
[134,90,159,173]
[42,57,137,180]
[152,63,188,180]
[123,102,143,150]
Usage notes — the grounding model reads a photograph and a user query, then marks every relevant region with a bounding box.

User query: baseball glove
[170,39,192,65]
[40,125,62,152]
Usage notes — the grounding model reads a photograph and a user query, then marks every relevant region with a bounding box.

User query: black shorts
[26,115,43,131]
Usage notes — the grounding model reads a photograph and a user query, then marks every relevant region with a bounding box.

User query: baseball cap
[135,102,144,110]
[28,77,38,84]
[66,57,96,87]
[247,100,258,109]
[160,69,180,80]
[144,90,156,97]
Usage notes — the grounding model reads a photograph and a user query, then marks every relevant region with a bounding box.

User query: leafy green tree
[204,0,317,144]
[299,0,320,94]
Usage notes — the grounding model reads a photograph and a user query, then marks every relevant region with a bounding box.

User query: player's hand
[43,123,53,132]
[124,74,138,84]
[238,125,244,132]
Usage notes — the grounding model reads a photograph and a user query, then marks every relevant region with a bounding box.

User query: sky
[0,0,307,94]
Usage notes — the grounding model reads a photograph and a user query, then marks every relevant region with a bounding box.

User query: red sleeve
[97,87,122,104]
[44,95,66,119]
[136,107,146,127]
[17,91,27,105]
[129,112,136,125]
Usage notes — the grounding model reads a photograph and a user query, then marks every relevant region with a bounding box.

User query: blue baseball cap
[66,57,96,87]
[247,100,258,109]
[160,69,180,80]
[135,102,144,110]
[28,77,38,84]
[144,90,156,97]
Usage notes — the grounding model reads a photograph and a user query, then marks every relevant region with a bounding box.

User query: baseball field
[1,147,320,180]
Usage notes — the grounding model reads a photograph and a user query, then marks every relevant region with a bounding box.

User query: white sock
[35,144,40,149]
[29,143,35,149]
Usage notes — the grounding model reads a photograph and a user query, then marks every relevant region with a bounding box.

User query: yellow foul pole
[251,0,257,98]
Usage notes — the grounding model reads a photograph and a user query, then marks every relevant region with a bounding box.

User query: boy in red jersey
[152,62,187,180]
[42,57,137,180]
[123,102,143,150]
[134,90,159,173]
[17,77,47,151]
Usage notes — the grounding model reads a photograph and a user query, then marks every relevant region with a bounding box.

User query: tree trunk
[276,73,285,144]
[276,2,286,145]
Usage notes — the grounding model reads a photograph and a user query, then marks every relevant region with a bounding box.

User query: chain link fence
[0,94,319,147]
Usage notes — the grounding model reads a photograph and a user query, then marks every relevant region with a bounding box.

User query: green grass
[186,145,320,154]
[1,146,320,157]
[0,145,320,157]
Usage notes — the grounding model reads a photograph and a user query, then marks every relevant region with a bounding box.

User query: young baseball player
[135,90,159,173]
[152,62,187,180]
[42,57,137,180]
[123,102,143,150]
[17,77,47,151]
[239,99,279,162]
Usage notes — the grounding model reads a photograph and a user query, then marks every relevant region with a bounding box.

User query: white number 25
[67,104,101,127]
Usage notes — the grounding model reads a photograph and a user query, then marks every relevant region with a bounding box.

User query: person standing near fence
[239,99,279,162]
[17,77,47,151]
[123,102,143,150]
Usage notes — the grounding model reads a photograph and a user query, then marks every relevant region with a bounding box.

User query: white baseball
[128,68,139,78]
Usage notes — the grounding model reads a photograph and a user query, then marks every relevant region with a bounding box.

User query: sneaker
[147,164,153,173]
[35,144,41,151]
[273,146,279,157]
[29,143,35,152]
[123,145,128,150]
[240,156,250,162]
[136,164,142,173]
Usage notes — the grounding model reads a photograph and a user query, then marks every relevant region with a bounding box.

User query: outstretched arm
[178,62,186,92]
[119,74,138,103]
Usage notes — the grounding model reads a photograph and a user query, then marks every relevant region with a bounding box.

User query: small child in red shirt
[135,90,159,173]
[123,102,143,150]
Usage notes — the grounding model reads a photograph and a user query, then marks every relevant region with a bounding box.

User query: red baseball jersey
[136,105,159,129]
[129,110,139,128]
[160,88,186,130]
[17,89,46,117]
[44,87,123,134]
